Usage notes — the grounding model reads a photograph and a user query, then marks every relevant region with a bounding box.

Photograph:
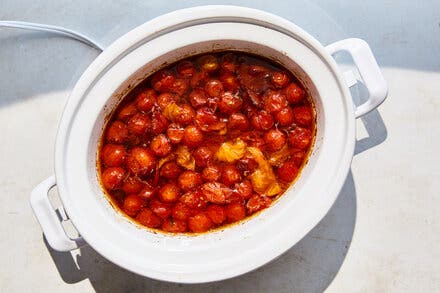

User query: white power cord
[0,21,104,51]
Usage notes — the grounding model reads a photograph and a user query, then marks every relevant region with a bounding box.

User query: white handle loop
[326,38,388,118]
[30,176,86,251]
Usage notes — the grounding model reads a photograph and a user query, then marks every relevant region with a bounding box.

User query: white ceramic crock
[30,6,387,283]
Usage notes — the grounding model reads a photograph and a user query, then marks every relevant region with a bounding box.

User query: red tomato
[178,171,202,191]
[106,121,129,144]
[177,60,196,78]
[218,92,243,114]
[158,183,180,203]
[264,129,287,151]
[193,146,213,167]
[126,147,156,176]
[136,208,162,228]
[172,202,192,221]
[205,79,224,98]
[289,127,312,149]
[127,113,150,136]
[293,106,313,126]
[285,82,305,103]
[271,71,290,88]
[182,125,204,147]
[117,103,138,121]
[101,144,126,167]
[189,88,208,108]
[102,167,126,190]
[250,110,274,131]
[150,134,172,157]
[135,89,156,112]
[277,161,299,182]
[122,176,144,194]
[161,218,187,233]
[166,123,184,144]
[275,106,294,126]
[151,70,175,92]
[226,202,246,223]
[228,113,249,131]
[202,165,222,182]
[206,205,226,225]
[149,200,172,220]
[221,165,242,186]
[246,194,272,214]
[188,213,213,232]
[160,161,181,179]
[123,194,145,216]
[263,90,288,114]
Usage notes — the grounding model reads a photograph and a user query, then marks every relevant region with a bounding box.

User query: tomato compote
[98,51,315,234]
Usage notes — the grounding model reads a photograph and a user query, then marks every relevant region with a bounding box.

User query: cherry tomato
[202,165,222,182]
[275,106,294,126]
[135,89,156,112]
[218,92,243,114]
[226,202,246,223]
[263,90,288,114]
[166,123,184,144]
[205,79,224,98]
[220,53,238,73]
[151,109,169,135]
[136,208,162,228]
[177,60,196,78]
[277,161,298,182]
[138,184,156,200]
[161,218,187,233]
[228,113,249,131]
[106,121,129,144]
[234,180,253,199]
[219,72,239,92]
[102,167,126,190]
[188,213,213,232]
[221,165,242,186]
[250,110,274,131]
[246,194,272,214]
[160,161,181,179]
[122,176,144,194]
[264,129,287,151]
[197,55,219,73]
[201,182,231,204]
[126,147,156,176]
[206,205,226,225]
[149,200,172,219]
[159,183,180,203]
[271,71,290,88]
[182,125,204,147]
[172,202,192,221]
[175,104,195,126]
[127,113,150,136]
[178,171,202,191]
[285,82,305,103]
[170,78,189,96]
[193,146,213,168]
[293,106,313,126]
[289,127,312,149]
[101,144,126,167]
[151,70,175,92]
[180,190,207,209]
[117,103,138,121]
[150,134,172,157]
[156,92,175,110]
[123,194,145,216]
[189,88,208,108]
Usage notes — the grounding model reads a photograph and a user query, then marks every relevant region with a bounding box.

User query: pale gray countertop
[1,1,439,292]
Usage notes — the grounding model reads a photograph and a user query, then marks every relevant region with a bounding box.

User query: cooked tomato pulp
[98,51,315,234]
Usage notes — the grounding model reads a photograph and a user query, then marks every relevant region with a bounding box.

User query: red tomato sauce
[98,51,316,234]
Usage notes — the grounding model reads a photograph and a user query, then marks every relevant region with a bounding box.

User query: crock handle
[30,175,86,251]
[326,38,388,118]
